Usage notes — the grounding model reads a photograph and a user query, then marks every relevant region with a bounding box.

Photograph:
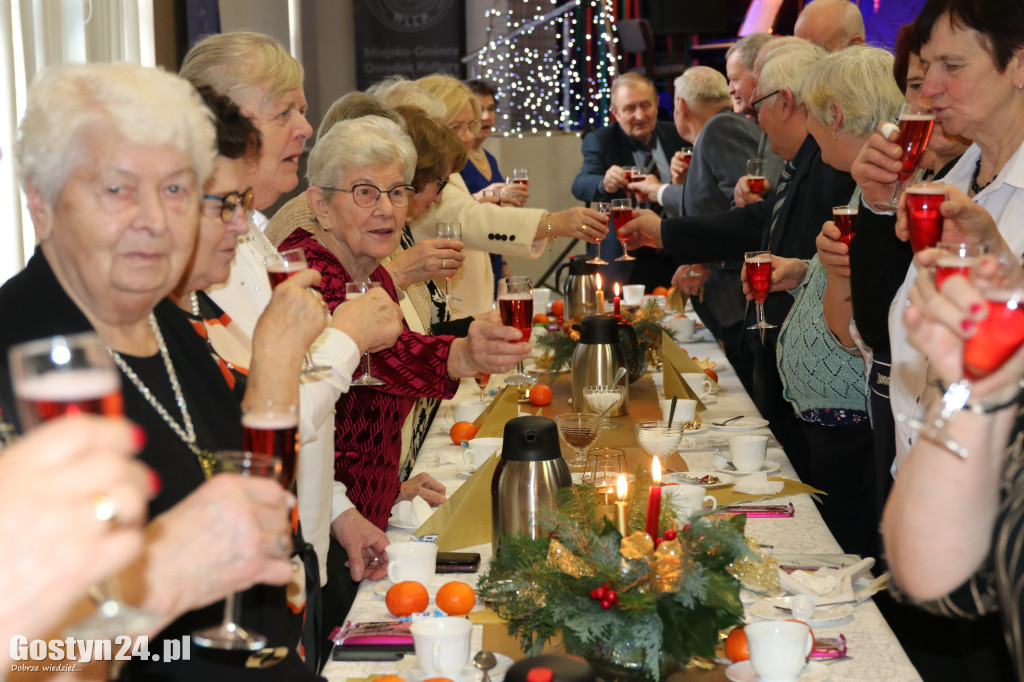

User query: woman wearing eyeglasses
[278,115,531,532]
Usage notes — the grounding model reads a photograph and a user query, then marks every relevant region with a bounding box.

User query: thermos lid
[568,255,597,276]
[501,416,561,462]
[505,656,596,682]
[578,314,619,345]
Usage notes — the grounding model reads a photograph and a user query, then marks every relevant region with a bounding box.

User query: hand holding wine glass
[882,103,936,210]
[498,276,537,386]
[265,248,330,375]
[345,281,386,386]
[586,202,612,265]
[612,198,636,262]
[744,251,776,330]
[435,222,463,304]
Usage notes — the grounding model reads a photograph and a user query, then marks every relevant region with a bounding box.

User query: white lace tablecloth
[322,314,921,681]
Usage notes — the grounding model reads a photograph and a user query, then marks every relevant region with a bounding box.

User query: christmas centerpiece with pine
[477,483,751,679]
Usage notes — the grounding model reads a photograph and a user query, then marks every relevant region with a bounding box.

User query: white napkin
[441,447,467,466]
[389,496,433,529]
[778,557,876,606]
[732,471,783,495]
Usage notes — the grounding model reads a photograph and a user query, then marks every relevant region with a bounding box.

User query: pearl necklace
[108,313,213,478]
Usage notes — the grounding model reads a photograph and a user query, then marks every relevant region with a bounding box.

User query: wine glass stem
[445,277,452,302]
[221,591,241,628]
[756,302,767,327]
[363,352,373,379]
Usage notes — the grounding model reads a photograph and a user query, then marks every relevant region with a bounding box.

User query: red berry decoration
[605,590,617,602]
[600,599,612,610]
[593,587,606,600]
[682,525,692,532]
[654,537,663,548]
[663,529,678,541]
[590,588,600,599]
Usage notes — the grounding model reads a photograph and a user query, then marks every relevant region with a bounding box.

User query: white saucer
[455,466,476,480]
[709,417,770,432]
[400,652,514,682]
[679,423,709,436]
[749,598,855,625]
[715,461,782,476]
[725,660,829,682]
[664,470,735,488]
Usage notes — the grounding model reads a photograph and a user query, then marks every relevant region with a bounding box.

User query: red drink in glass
[905,186,945,252]
[612,206,634,228]
[498,294,534,340]
[745,259,773,303]
[747,176,767,194]
[935,257,977,289]
[680,151,693,167]
[242,412,299,490]
[962,296,1024,381]
[895,115,935,182]
[15,370,123,429]
[833,206,858,246]
[267,262,306,288]
[513,178,529,188]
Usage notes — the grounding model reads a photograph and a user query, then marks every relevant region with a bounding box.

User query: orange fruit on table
[450,421,478,445]
[423,678,456,682]
[435,581,477,615]
[529,384,553,406]
[724,625,749,662]
[550,300,565,316]
[385,580,429,617]
[652,286,669,296]
[533,313,550,325]
[705,368,718,383]
[376,676,406,682]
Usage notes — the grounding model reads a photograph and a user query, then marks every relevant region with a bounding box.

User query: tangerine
[550,300,565,316]
[435,581,477,615]
[376,676,406,682]
[449,421,478,445]
[423,678,456,682]
[533,313,550,325]
[705,367,719,383]
[385,580,429,617]
[724,625,749,662]
[652,286,669,296]
[529,384,553,406]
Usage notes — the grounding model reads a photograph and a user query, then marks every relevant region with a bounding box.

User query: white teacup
[622,284,645,305]
[410,617,472,677]
[533,287,552,313]
[730,435,768,472]
[670,317,696,341]
[385,541,438,586]
[661,398,697,423]
[453,400,487,424]
[664,484,717,519]
[464,437,502,468]
[681,372,713,399]
[745,620,813,682]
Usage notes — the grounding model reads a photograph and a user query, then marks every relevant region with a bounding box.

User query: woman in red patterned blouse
[279,115,531,530]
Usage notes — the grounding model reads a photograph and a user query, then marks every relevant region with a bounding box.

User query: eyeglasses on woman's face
[202,187,254,223]
[318,183,417,208]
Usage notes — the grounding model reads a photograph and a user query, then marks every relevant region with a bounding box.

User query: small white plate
[679,423,709,436]
[664,470,735,488]
[400,653,515,682]
[725,660,830,682]
[749,598,855,625]
[715,461,782,476]
[455,467,476,480]
[709,417,770,432]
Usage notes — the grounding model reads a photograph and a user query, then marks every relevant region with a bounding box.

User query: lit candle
[645,457,662,539]
[613,282,621,316]
[615,474,629,535]
[595,273,605,313]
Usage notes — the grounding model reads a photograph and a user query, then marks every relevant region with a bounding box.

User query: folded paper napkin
[389,496,432,529]
[778,557,876,606]
[732,472,784,495]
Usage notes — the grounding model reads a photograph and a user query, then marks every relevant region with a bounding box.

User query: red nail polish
[962,319,975,332]
[131,424,148,450]
[147,468,162,496]
[970,303,984,316]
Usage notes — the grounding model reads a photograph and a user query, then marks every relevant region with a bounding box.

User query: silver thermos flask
[570,315,628,416]
[491,416,572,551]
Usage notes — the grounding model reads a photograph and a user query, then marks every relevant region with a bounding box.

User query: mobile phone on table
[435,551,481,573]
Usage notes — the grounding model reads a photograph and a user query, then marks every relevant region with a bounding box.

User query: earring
[1017,82,1024,92]
[832,129,839,141]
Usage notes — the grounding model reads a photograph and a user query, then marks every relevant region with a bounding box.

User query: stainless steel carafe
[570,315,628,416]
[554,256,598,322]
[491,416,572,551]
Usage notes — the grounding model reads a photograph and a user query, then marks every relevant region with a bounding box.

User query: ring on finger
[278,536,292,556]
[441,258,447,270]
[92,494,119,525]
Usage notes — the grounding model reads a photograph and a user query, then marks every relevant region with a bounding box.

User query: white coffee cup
[385,541,438,586]
[622,284,645,305]
[464,437,502,468]
[664,484,717,519]
[533,288,552,313]
[681,372,713,399]
[661,398,697,423]
[410,617,472,677]
[745,620,813,682]
[453,400,487,424]
[670,317,696,341]
[730,435,768,472]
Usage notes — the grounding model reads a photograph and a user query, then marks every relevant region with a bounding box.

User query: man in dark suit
[618,43,853,479]
[571,72,685,291]
[627,65,783,385]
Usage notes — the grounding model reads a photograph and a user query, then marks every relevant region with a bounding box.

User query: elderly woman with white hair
[756,45,904,556]
[278,116,530,534]
[0,62,327,679]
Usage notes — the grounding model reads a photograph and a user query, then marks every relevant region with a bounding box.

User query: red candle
[613,282,621,316]
[645,456,662,539]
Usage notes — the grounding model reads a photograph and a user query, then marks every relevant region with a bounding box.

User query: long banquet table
[322,306,921,682]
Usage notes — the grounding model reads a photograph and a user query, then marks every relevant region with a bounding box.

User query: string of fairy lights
[475,0,618,136]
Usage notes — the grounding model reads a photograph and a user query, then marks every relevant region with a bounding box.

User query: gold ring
[441,258,447,270]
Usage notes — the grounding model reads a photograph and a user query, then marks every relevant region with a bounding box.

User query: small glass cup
[582,384,625,429]
[582,447,625,489]
[746,158,766,195]
[587,202,612,265]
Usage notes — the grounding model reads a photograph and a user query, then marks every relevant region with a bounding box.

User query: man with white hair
[794,0,866,52]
